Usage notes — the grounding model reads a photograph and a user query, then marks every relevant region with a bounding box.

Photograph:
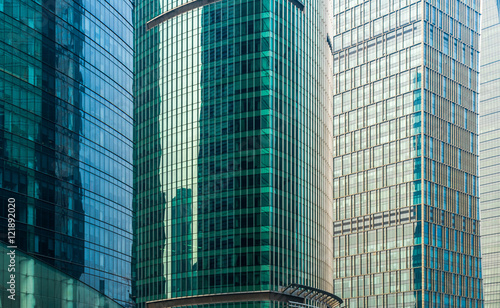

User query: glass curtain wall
[331,0,482,306]
[0,241,124,307]
[0,1,134,306]
[479,0,500,305]
[134,0,335,305]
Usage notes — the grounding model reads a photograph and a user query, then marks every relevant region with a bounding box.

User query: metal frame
[147,0,304,30]
[281,284,344,308]
[146,285,342,308]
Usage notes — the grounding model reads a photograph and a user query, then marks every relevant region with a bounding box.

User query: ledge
[282,284,344,308]
[146,291,304,307]
[147,0,223,30]
[147,0,304,30]
[146,284,343,308]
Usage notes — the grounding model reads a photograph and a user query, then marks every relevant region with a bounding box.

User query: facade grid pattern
[478,0,500,305]
[331,0,483,306]
[134,0,336,306]
[0,0,134,306]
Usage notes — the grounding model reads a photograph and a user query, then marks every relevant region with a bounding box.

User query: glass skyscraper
[0,1,134,307]
[331,0,482,306]
[134,0,341,306]
[479,0,500,305]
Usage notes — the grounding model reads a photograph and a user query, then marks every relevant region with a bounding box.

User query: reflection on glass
[0,242,122,308]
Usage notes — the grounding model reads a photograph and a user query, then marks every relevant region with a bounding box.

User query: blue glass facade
[0,1,134,306]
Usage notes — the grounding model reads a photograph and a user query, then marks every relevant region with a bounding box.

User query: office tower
[0,1,133,307]
[479,0,500,305]
[134,0,342,306]
[331,0,482,306]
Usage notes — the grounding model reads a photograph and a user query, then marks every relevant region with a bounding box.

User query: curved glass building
[134,0,337,306]
[0,1,134,307]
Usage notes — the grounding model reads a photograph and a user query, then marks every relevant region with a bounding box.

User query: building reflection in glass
[0,1,134,306]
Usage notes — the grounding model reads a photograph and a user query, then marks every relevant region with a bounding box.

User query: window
[453,39,458,59]
[432,93,436,114]
[430,138,434,159]
[439,53,443,73]
[441,141,444,162]
[464,109,467,129]
[443,187,447,210]
[443,77,447,98]
[429,25,434,46]
[458,85,462,105]
[470,132,474,152]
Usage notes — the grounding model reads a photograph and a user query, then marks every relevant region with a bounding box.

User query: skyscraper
[331,0,482,306]
[479,0,500,305]
[134,0,341,306]
[0,1,134,306]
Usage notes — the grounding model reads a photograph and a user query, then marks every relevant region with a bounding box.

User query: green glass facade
[0,241,123,307]
[134,0,335,306]
[331,0,482,306]
[0,0,134,307]
[478,0,500,305]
